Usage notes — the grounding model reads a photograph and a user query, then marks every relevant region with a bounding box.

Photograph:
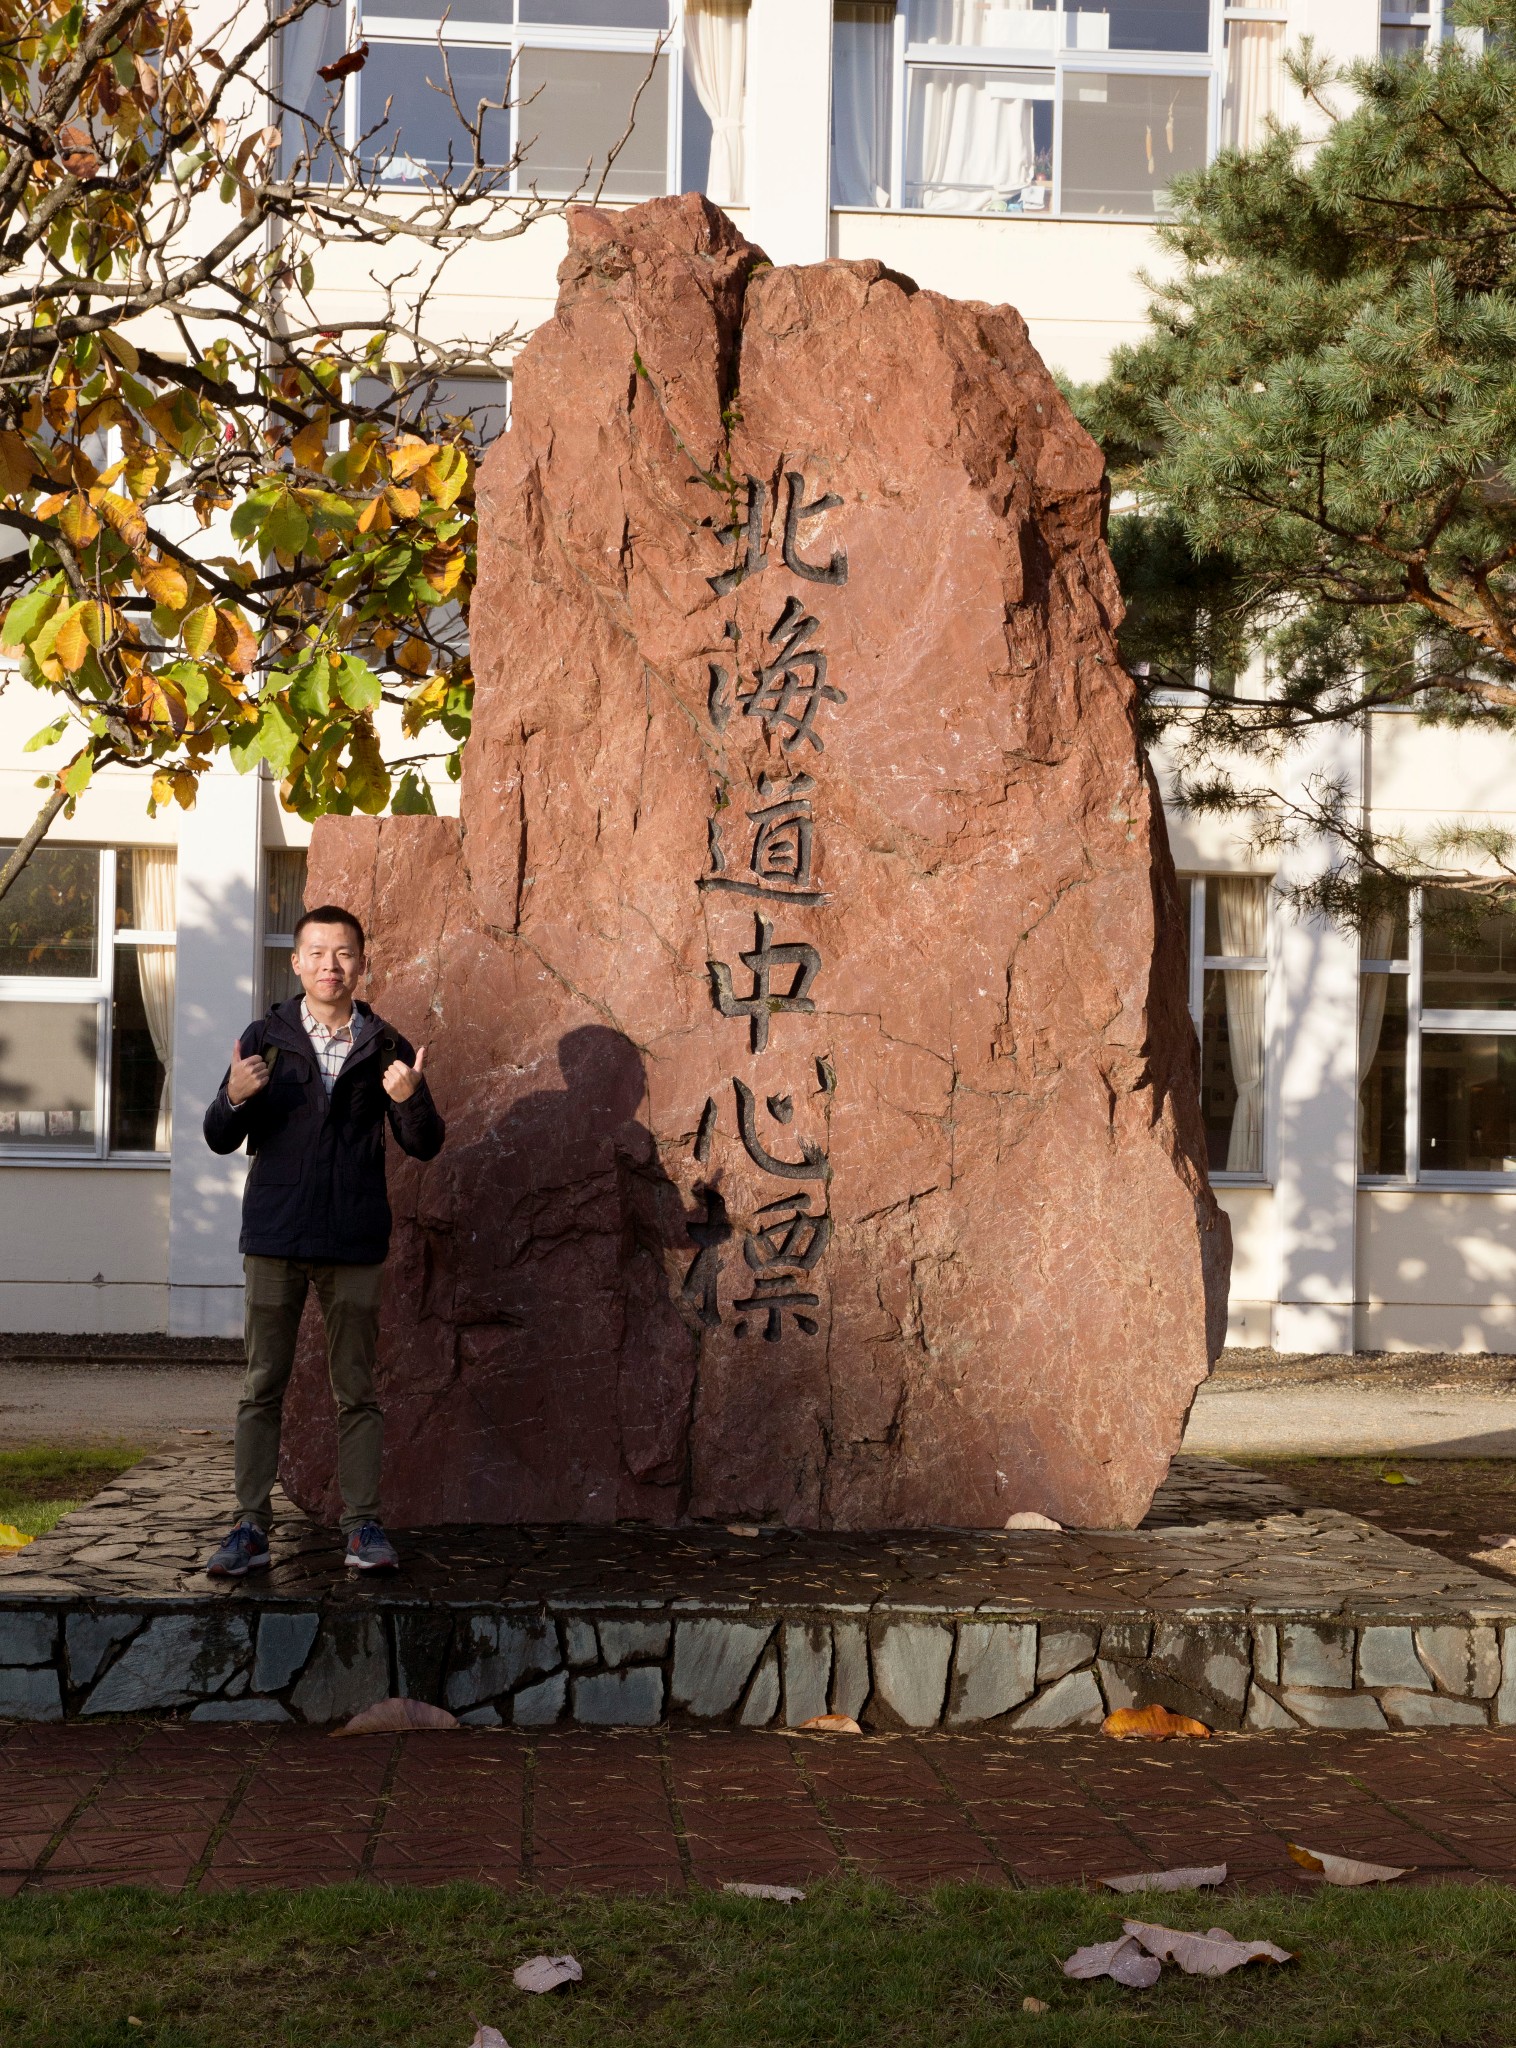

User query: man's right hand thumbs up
[227,1039,271,1106]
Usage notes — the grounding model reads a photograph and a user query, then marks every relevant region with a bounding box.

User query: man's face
[292,922,364,1009]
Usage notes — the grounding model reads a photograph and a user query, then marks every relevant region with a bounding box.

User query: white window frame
[837,0,1229,222]
[348,0,684,198]
[1359,887,1516,1190]
[0,846,176,1168]
[1184,871,1271,1185]
[259,847,311,1013]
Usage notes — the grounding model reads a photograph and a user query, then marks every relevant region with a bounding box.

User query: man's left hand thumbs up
[383,1043,426,1102]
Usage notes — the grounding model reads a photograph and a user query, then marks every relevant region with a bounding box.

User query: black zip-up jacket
[203,997,445,1264]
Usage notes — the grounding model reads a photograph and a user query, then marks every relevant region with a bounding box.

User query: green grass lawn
[0,1878,1512,2048]
[0,1445,146,1540]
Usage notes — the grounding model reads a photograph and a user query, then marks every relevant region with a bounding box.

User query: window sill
[1211,1174,1271,1188]
[1359,1176,1516,1192]
[830,203,1173,227]
[0,1153,171,1170]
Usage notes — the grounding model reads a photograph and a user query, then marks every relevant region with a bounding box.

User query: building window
[1361,888,1516,1183]
[281,1,739,201]
[831,0,1260,219]
[1181,875,1269,1178]
[1379,2,1481,55]
[263,851,310,1011]
[0,845,176,1160]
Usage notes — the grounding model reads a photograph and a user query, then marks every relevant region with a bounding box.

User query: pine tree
[1078,3,1516,918]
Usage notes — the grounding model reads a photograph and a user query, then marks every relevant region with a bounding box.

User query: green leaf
[60,750,93,798]
[256,700,302,780]
[333,656,382,712]
[286,655,332,720]
[263,490,310,559]
[1,577,66,654]
[160,659,210,717]
[390,769,436,815]
[22,716,69,753]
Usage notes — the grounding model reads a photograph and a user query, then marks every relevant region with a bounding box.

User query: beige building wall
[0,1168,169,1333]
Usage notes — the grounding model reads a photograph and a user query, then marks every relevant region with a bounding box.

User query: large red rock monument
[281,194,1230,1531]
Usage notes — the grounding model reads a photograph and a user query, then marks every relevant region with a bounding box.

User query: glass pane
[0,1001,99,1148]
[1358,973,1407,1175]
[110,948,171,1153]
[1202,967,1265,1173]
[352,372,510,445]
[1065,3,1209,52]
[1421,1034,1516,1173]
[361,41,513,181]
[906,0,1057,51]
[520,0,667,21]
[114,848,177,934]
[1422,890,1516,1010]
[1203,874,1267,959]
[833,2,894,206]
[1060,71,1209,217]
[0,844,98,977]
[904,65,1054,212]
[366,0,511,15]
[265,850,309,940]
[265,946,304,1009]
[1361,889,1410,964]
[516,46,669,197]
[279,0,345,178]
[1380,25,1428,54]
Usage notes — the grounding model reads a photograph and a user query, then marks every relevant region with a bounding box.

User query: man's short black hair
[293,904,366,952]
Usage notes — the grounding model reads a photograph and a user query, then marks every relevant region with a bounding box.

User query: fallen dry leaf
[513,1955,582,1995]
[1378,1469,1422,1486]
[726,1524,762,1536]
[1121,1920,1293,1976]
[1479,1534,1516,1548]
[0,1524,33,1551]
[797,1713,862,1734]
[1400,1528,1454,1538]
[469,2030,508,2048]
[1102,1704,1211,1741]
[1004,1510,1062,1530]
[724,1882,805,1901]
[1022,1995,1049,2012]
[1287,1843,1409,1886]
[334,1697,458,1736]
[1100,1863,1226,1894]
[1062,1934,1162,1988]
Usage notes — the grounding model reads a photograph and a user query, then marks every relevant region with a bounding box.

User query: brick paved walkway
[7,1725,1516,1896]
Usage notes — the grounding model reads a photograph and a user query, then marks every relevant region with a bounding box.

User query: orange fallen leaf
[797,1713,862,1734]
[1102,1705,1211,1741]
[1287,1842,1409,1886]
[334,1696,458,1735]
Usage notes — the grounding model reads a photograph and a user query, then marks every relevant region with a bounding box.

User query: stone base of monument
[3,1448,1515,1732]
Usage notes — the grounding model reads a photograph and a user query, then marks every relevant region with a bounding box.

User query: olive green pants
[236,1255,385,1537]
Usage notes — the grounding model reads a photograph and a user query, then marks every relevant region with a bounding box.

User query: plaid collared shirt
[301,999,356,1096]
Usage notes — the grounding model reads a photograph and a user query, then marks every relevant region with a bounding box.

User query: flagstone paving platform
[8,1722,1516,1895]
[4,1448,1516,1733]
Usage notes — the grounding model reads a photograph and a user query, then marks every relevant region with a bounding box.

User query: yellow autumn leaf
[0,431,35,494]
[151,769,175,808]
[384,483,422,520]
[290,416,329,469]
[53,604,92,673]
[57,494,100,547]
[388,439,438,482]
[182,603,216,657]
[395,635,431,676]
[356,494,389,534]
[91,488,148,549]
[421,547,464,599]
[214,608,257,674]
[139,560,189,611]
[0,1523,32,1551]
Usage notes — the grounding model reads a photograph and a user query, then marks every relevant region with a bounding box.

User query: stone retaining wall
[5,1602,1516,1730]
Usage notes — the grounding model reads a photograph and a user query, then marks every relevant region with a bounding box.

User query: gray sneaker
[344,1521,400,1572]
[206,1519,270,1578]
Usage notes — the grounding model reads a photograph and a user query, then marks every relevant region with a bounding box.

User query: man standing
[201,904,444,1577]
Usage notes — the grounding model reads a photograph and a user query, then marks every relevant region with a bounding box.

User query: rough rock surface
[281,193,1229,1531]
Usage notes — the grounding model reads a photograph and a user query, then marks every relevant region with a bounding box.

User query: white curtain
[685,0,748,207]
[913,70,1035,211]
[131,849,177,1153]
[1221,16,1286,153]
[1356,911,1398,1167]
[1218,877,1267,1173]
[832,2,893,208]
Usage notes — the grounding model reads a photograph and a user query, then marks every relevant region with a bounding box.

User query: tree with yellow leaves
[0,0,654,900]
